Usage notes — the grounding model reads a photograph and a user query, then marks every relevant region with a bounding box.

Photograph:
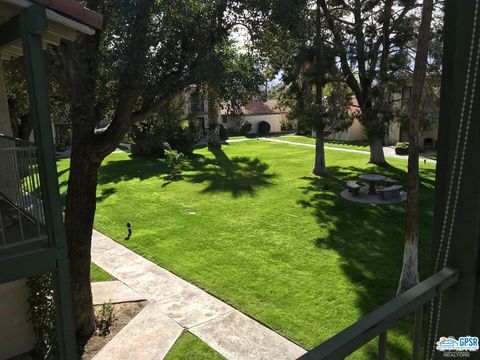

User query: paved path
[91,281,146,305]
[91,230,306,360]
[260,137,437,164]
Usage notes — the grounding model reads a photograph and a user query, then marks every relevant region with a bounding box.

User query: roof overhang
[0,0,102,61]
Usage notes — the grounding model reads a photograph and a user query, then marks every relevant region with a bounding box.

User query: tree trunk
[397,0,434,294]
[312,1,326,177]
[207,86,221,149]
[397,238,419,293]
[313,130,327,176]
[64,146,99,340]
[369,135,386,165]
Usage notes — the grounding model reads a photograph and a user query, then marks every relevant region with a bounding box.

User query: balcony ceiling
[0,0,103,61]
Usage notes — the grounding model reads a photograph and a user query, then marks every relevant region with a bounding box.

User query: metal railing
[299,267,459,360]
[0,134,47,252]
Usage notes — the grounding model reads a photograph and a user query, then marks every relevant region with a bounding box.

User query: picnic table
[359,174,386,195]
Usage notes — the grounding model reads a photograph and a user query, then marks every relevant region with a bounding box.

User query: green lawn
[57,140,435,359]
[91,262,115,282]
[164,332,224,360]
[279,135,370,152]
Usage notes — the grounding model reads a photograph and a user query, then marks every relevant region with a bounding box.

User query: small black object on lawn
[126,222,132,240]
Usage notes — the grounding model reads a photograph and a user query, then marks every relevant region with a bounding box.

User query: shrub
[164,142,185,178]
[130,100,202,157]
[258,121,271,135]
[219,124,228,140]
[395,142,409,155]
[240,121,252,135]
[27,274,57,359]
[96,301,115,337]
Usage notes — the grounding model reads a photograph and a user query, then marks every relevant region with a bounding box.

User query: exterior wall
[243,114,283,133]
[0,61,12,136]
[325,119,367,141]
[219,113,284,134]
[386,122,401,146]
[0,279,35,359]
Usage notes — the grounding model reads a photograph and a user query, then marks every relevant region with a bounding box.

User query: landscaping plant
[258,121,271,135]
[164,142,185,179]
[27,274,56,360]
[95,301,115,337]
[240,121,252,136]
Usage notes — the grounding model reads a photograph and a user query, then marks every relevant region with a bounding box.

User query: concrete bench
[383,178,400,187]
[378,184,403,200]
[346,180,361,196]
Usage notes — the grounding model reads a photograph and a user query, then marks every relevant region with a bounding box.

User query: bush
[258,121,271,135]
[96,301,115,337]
[164,142,185,178]
[27,274,57,359]
[240,121,252,135]
[219,124,228,140]
[395,142,409,155]
[130,100,202,157]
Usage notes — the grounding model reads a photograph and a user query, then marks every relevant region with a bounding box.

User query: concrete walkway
[91,281,146,305]
[260,137,437,164]
[91,230,306,360]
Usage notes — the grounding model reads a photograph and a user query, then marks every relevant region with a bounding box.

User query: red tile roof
[33,0,103,29]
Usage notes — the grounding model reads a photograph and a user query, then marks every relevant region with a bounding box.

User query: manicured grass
[57,140,436,359]
[280,135,370,152]
[91,262,115,282]
[164,332,224,360]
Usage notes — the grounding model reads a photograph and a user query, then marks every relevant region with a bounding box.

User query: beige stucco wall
[386,122,401,146]
[221,113,283,134]
[325,119,367,141]
[242,114,283,133]
[0,279,35,359]
[0,61,12,136]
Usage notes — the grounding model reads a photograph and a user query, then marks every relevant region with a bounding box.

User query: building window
[191,93,205,112]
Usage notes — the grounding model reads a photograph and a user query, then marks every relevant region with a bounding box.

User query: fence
[298,267,459,359]
[0,135,47,253]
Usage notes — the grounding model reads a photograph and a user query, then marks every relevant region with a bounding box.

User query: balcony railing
[299,267,459,360]
[0,135,47,256]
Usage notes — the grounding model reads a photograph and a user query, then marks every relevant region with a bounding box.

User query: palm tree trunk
[312,0,327,177]
[397,0,434,294]
[207,86,221,149]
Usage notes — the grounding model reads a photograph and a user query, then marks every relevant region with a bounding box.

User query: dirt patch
[81,301,148,359]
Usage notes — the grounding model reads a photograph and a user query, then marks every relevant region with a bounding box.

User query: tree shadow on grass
[96,187,117,203]
[182,148,276,197]
[97,155,170,185]
[299,164,435,358]
[93,149,275,198]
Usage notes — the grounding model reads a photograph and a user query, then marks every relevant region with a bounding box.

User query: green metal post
[19,5,78,359]
[429,0,480,358]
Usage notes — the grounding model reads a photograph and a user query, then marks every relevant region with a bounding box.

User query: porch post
[428,0,480,358]
[19,5,77,359]
[0,60,12,136]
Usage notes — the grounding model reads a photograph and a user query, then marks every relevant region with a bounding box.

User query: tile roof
[32,0,103,29]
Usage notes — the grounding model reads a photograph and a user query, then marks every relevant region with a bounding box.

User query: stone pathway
[91,281,145,305]
[260,137,437,164]
[91,230,306,360]
[94,302,183,360]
